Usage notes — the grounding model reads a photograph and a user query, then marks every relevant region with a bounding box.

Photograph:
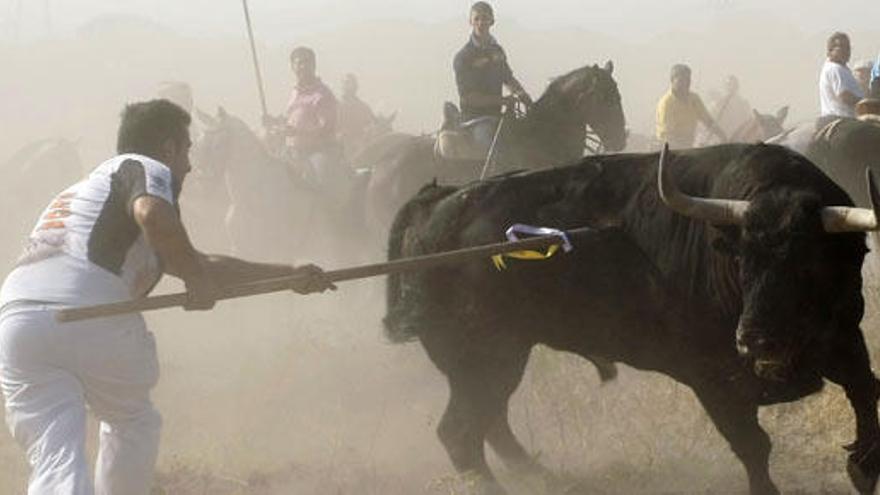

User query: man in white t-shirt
[0,100,334,495]
[819,32,864,118]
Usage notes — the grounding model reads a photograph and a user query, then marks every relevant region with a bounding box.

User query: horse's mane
[533,65,595,113]
[514,64,618,162]
[209,113,275,163]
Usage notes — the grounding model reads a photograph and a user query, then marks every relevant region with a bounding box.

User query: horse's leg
[822,328,880,494]
[691,382,778,495]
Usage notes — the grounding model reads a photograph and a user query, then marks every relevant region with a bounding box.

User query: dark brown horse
[363,62,627,240]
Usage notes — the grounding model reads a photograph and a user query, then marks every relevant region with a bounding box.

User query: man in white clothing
[819,32,864,118]
[0,99,334,494]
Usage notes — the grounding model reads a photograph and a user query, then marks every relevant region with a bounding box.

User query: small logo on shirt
[153,176,169,192]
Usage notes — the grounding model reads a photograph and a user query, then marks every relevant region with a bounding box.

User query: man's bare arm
[200,255,335,294]
[132,196,203,279]
[132,196,333,299]
[199,254,293,287]
[132,195,218,309]
[841,90,862,107]
[697,100,728,143]
[504,76,532,105]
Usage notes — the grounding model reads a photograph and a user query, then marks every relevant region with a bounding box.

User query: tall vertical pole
[12,0,23,40]
[43,0,51,36]
[241,0,269,118]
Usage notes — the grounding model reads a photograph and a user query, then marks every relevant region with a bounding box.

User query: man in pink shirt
[266,46,351,200]
[284,47,338,153]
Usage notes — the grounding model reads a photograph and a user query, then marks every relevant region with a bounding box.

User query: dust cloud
[1,5,879,494]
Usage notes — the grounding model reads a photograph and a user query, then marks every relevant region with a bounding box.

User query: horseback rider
[819,32,863,120]
[448,1,532,152]
[656,64,727,149]
[708,75,752,139]
[264,46,351,200]
[872,54,880,98]
[853,60,874,97]
[337,73,376,159]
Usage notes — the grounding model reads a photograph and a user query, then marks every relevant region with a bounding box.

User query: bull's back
[382,167,681,368]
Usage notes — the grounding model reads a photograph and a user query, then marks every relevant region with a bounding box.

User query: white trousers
[0,302,161,495]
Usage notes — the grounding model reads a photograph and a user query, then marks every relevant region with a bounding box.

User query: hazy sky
[3,0,879,42]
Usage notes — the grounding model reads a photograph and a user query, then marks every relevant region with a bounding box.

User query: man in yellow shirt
[656,64,727,149]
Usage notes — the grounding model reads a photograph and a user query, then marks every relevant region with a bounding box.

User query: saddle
[856,98,880,119]
[434,102,495,162]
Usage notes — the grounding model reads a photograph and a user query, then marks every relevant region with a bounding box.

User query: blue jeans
[469,116,501,152]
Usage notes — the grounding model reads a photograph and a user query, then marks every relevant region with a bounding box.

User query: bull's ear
[775,106,789,124]
[604,60,614,74]
[217,106,228,119]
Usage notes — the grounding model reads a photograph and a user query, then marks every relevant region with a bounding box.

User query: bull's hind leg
[487,408,549,474]
[823,329,880,494]
[430,342,533,495]
[692,385,779,495]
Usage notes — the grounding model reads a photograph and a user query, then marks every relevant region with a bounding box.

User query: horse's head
[539,61,627,152]
[375,111,396,132]
[192,106,266,178]
[364,111,396,142]
[733,106,789,143]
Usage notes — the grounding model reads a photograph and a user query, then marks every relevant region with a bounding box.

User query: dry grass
[2,280,876,494]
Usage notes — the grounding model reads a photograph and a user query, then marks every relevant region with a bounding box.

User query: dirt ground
[0,277,877,494]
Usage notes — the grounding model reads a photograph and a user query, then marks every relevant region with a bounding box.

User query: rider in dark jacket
[452,2,532,149]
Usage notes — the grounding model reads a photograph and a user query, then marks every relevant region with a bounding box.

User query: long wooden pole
[241,0,269,118]
[56,227,592,323]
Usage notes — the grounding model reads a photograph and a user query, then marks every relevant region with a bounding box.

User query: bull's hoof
[847,440,880,494]
[453,471,508,495]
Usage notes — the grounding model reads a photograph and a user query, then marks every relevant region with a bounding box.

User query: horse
[768,116,880,289]
[190,108,321,262]
[363,61,627,242]
[729,106,789,143]
[343,111,398,165]
[695,106,790,147]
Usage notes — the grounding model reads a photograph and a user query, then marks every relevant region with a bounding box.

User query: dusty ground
[0,275,876,494]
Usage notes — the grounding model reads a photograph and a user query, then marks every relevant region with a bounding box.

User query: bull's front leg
[823,328,880,495]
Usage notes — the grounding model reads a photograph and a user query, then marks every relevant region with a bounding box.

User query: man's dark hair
[116,99,190,157]
[827,32,850,52]
[470,1,493,17]
[290,46,316,65]
[671,64,691,80]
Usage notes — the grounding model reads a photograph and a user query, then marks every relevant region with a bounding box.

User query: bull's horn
[657,143,749,225]
[821,168,880,232]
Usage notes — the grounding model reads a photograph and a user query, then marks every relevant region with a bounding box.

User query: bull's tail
[383,182,457,343]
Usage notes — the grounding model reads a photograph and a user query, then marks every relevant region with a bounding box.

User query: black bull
[384,143,880,494]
